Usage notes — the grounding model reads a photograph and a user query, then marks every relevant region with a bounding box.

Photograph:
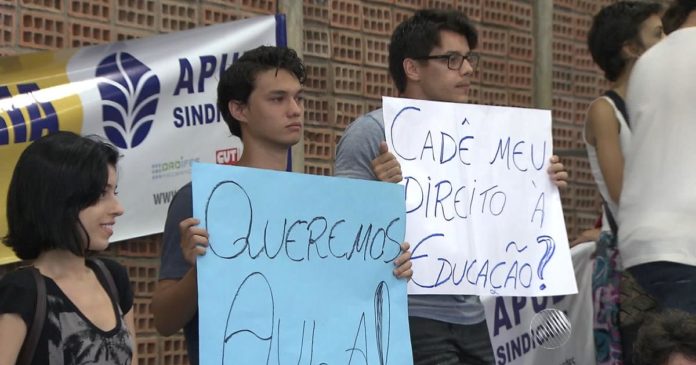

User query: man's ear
[403,58,422,82]
[229,100,248,124]
[621,40,643,60]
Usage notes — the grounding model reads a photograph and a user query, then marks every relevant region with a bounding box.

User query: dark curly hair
[634,310,696,365]
[217,46,305,141]
[389,9,478,94]
[3,131,119,259]
[663,0,696,34]
[588,1,662,82]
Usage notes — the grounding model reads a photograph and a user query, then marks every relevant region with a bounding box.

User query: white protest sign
[383,96,577,296]
[481,241,596,365]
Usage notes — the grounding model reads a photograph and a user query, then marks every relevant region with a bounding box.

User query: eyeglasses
[414,52,480,71]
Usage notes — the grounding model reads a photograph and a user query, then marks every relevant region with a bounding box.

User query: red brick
[331,29,363,65]
[364,35,389,67]
[19,11,66,50]
[455,0,482,22]
[240,0,275,14]
[304,59,330,93]
[117,258,159,297]
[597,74,611,92]
[303,93,331,126]
[69,0,110,21]
[115,235,161,258]
[304,160,333,176]
[304,0,329,24]
[330,0,361,31]
[392,7,414,27]
[573,71,599,98]
[0,7,15,47]
[202,3,243,26]
[362,2,392,36]
[575,182,601,211]
[552,66,573,95]
[334,97,365,130]
[304,126,334,159]
[160,0,197,32]
[574,42,597,72]
[304,26,330,59]
[507,60,533,90]
[552,9,574,40]
[116,0,157,31]
[397,0,426,10]
[479,25,508,57]
[480,56,508,87]
[568,156,596,185]
[0,47,16,56]
[133,297,155,334]
[576,0,598,15]
[509,1,532,32]
[20,0,61,12]
[115,27,151,41]
[482,0,510,28]
[574,13,592,42]
[160,335,189,365]
[552,122,582,151]
[364,66,394,99]
[576,210,601,234]
[365,98,382,113]
[552,95,573,124]
[552,38,574,67]
[509,32,534,62]
[468,83,481,104]
[508,89,533,108]
[480,86,508,106]
[332,62,363,96]
[137,336,158,365]
[573,98,591,125]
[553,0,574,10]
[69,20,112,47]
[426,0,455,10]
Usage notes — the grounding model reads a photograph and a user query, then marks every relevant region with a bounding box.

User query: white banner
[383,96,577,296]
[482,241,596,365]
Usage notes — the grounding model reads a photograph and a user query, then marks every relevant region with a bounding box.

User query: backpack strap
[603,90,630,130]
[87,258,120,305]
[18,267,46,365]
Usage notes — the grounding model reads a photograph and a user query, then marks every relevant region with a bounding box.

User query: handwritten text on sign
[193,163,413,365]
[383,97,577,296]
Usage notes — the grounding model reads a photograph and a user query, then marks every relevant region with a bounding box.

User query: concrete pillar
[533,0,553,110]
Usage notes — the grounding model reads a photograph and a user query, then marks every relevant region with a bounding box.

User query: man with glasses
[335,8,567,365]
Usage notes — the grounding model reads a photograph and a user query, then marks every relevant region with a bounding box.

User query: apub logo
[96,52,160,149]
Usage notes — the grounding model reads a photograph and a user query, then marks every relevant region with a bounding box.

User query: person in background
[634,310,696,365]
[584,2,665,364]
[0,131,137,365]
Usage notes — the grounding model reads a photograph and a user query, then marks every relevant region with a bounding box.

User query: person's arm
[0,313,25,365]
[123,309,138,365]
[152,218,208,336]
[585,98,624,203]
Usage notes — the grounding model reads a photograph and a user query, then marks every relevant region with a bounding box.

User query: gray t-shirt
[335,108,485,325]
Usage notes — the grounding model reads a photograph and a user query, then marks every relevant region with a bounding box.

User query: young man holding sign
[335,9,568,364]
[152,46,413,364]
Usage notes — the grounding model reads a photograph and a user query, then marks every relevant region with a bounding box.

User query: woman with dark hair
[0,131,137,364]
[585,2,664,365]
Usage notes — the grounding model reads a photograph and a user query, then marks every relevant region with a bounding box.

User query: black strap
[18,267,46,365]
[603,90,630,130]
[87,258,119,305]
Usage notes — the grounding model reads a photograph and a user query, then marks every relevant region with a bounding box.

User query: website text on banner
[383,96,577,296]
[192,163,413,365]
[0,15,282,264]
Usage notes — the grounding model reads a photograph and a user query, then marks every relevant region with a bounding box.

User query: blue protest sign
[192,162,413,364]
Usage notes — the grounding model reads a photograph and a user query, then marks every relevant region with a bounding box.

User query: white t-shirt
[619,27,696,268]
